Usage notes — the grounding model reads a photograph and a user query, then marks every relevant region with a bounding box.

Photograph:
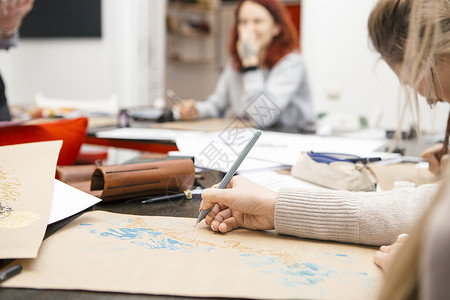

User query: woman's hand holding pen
[173,99,198,120]
[0,0,34,38]
[200,175,276,233]
[421,143,450,176]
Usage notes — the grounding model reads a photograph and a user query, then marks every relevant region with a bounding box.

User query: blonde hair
[368,0,450,299]
[368,0,450,148]
[368,0,450,87]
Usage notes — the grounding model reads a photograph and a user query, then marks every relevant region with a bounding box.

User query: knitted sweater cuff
[274,188,360,244]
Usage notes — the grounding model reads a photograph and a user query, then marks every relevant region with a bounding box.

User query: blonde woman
[199,0,447,257]
[0,0,34,121]
[198,0,450,296]
[367,0,450,299]
[198,0,448,254]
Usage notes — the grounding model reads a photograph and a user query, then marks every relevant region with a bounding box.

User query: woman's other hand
[421,143,449,176]
[200,175,276,233]
[374,233,408,272]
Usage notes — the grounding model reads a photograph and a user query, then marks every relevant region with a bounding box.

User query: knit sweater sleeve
[274,183,439,246]
[195,63,233,119]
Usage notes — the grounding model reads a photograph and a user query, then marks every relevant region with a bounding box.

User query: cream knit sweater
[275,183,439,246]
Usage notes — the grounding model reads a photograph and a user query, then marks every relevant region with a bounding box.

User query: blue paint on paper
[86,227,192,251]
[130,236,192,250]
[78,217,378,291]
[240,253,255,257]
[303,262,320,271]
[113,247,127,251]
[238,255,332,287]
[324,252,349,257]
[236,255,377,288]
[99,227,161,240]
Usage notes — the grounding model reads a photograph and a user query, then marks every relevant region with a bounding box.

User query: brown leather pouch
[90,159,195,202]
[56,165,97,183]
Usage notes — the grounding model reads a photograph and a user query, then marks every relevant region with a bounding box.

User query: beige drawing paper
[0,141,62,259]
[2,210,381,299]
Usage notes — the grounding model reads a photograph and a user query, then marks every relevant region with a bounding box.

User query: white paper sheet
[48,180,101,224]
[248,131,387,165]
[176,129,387,169]
[95,127,202,141]
[242,171,327,191]
[96,127,388,172]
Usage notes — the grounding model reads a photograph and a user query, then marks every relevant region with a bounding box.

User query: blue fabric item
[307,152,361,164]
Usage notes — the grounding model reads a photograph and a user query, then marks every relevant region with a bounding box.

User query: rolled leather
[90,159,195,202]
[56,164,97,183]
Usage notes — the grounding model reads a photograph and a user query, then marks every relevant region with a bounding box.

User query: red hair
[229,0,299,70]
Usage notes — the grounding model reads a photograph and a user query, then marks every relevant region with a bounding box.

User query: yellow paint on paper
[0,211,40,228]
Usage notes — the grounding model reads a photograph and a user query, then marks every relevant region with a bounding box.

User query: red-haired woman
[174,0,315,132]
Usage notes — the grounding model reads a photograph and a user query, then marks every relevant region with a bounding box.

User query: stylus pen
[195,130,262,227]
[141,190,192,204]
[346,157,381,163]
[0,264,22,283]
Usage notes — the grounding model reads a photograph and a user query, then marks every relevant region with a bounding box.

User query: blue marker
[195,130,262,227]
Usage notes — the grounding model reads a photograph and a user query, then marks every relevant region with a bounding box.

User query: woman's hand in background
[173,99,198,120]
[0,0,34,37]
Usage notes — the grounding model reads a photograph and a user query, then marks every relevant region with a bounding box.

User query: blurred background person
[173,0,315,132]
[0,0,34,121]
